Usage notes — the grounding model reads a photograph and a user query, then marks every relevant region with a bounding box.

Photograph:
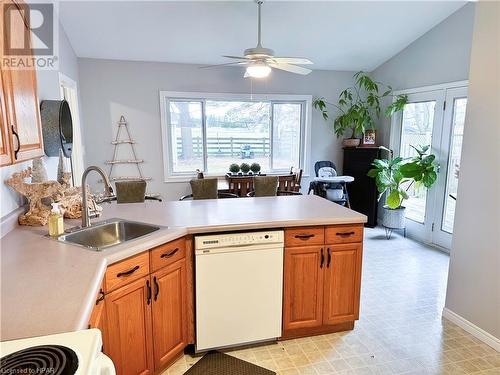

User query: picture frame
[363,129,376,146]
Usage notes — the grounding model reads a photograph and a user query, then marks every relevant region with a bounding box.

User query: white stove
[0,329,115,375]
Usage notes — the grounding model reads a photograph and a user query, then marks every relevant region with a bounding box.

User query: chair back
[190,178,218,200]
[314,161,337,177]
[226,175,254,197]
[115,180,146,203]
[254,176,279,197]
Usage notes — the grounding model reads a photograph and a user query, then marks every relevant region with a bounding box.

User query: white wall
[78,59,356,200]
[0,22,80,220]
[371,3,475,147]
[444,1,500,343]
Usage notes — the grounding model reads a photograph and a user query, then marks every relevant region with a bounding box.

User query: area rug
[184,350,275,375]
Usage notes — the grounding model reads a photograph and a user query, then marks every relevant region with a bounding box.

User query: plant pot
[382,205,406,229]
[342,138,360,147]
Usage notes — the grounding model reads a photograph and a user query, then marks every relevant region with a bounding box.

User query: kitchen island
[1,195,366,373]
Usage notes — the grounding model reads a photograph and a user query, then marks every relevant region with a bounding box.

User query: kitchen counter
[0,195,366,341]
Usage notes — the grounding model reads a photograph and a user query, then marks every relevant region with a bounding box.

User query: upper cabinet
[0,0,44,166]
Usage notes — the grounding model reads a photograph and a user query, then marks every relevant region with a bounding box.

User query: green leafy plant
[250,163,261,173]
[367,145,438,209]
[240,163,251,173]
[229,163,240,173]
[313,71,408,138]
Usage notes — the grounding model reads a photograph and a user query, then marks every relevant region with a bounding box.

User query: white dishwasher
[195,230,284,351]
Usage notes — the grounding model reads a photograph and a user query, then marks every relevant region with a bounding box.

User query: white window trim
[159,91,312,183]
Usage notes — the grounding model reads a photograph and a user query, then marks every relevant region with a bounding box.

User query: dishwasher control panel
[195,230,284,250]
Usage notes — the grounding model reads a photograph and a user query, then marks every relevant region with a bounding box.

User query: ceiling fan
[201,0,313,78]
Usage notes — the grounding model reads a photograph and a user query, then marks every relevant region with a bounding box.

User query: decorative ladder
[106,116,160,198]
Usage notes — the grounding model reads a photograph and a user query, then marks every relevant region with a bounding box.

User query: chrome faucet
[81,166,114,228]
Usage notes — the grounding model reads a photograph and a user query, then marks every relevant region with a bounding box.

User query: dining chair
[180,178,238,200]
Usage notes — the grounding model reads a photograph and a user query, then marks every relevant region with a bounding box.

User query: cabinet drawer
[285,227,324,247]
[151,238,186,272]
[325,225,363,244]
[105,252,150,292]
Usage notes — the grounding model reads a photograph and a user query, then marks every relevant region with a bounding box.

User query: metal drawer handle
[116,265,139,277]
[320,248,324,268]
[336,231,355,236]
[295,234,314,240]
[153,276,159,301]
[146,280,151,305]
[327,248,331,268]
[11,125,20,159]
[95,289,105,305]
[160,248,179,258]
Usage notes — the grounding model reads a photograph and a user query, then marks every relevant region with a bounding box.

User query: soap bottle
[48,202,64,237]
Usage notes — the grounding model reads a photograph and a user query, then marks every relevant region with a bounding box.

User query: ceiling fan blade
[222,55,251,60]
[199,61,249,69]
[269,57,313,65]
[269,63,312,75]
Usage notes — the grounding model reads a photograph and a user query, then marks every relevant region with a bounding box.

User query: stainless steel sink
[57,218,162,251]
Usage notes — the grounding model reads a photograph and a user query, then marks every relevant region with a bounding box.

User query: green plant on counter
[229,163,240,174]
[367,145,438,209]
[250,163,261,173]
[313,71,408,139]
[240,163,251,174]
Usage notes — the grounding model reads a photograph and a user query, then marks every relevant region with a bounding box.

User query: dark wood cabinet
[343,147,382,227]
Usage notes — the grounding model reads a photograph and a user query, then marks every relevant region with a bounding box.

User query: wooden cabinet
[151,259,187,371]
[283,246,324,331]
[283,225,363,339]
[105,276,154,375]
[0,0,44,166]
[322,243,362,325]
[94,237,192,375]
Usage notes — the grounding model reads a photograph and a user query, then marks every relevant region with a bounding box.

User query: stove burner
[1,345,79,375]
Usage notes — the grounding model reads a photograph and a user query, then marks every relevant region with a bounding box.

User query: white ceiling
[59,1,466,71]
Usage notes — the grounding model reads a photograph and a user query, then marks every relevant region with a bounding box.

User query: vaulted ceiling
[59,1,466,71]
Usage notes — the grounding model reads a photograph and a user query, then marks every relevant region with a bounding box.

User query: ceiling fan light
[246,64,271,78]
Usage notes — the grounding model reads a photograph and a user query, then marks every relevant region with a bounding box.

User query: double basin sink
[57,218,162,251]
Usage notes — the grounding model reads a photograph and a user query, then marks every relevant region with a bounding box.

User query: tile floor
[164,227,500,375]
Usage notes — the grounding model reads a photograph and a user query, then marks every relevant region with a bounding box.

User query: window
[161,92,310,179]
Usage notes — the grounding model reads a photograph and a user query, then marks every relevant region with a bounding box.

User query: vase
[382,205,406,229]
[342,138,361,147]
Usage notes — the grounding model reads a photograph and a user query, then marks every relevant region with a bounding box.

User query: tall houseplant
[367,145,438,230]
[313,72,408,147]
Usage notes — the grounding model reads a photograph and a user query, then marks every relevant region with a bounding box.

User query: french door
[390,83,468,251]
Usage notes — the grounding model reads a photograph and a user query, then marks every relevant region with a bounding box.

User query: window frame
[159,91,312,182]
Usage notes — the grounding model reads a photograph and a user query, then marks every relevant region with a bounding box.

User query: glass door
[392,90,444,243]
[432,87,468,249]
[391,85,467,250]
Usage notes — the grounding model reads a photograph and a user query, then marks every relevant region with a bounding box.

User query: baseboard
[442,307,500,352]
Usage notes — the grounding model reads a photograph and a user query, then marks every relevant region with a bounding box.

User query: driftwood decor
[5,167,101,226]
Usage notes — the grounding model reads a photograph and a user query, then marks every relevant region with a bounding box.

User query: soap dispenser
[48,202,64,237]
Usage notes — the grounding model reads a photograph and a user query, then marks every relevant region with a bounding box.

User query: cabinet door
[151,258,187,371]
[323,243,362,325]
[2,0,44,163]
[88,286,108,353]
[283,246,324,331]
[105,276,154,375]
[0,70,13,166]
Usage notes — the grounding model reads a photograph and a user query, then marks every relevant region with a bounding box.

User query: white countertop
[0,195,366,341]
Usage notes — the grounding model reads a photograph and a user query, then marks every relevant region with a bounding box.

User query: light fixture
[245,63,271,78]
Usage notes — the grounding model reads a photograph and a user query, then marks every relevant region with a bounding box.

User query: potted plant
[250,163,261,175]
[229,163,240,175]
[313,71,408,147]
[367,145,438,231]
[240,163,251,175]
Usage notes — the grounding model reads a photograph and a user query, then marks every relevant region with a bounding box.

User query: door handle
[320,248,324,268]
[327,248,331,268]
[336,231,355,237]
[11,125,20,159]
[95,289,105,305]
[116,265,139,277]
[146,280,151,305]
[160,248,179,258]
[295,234,314,240]
[153,276,159,301]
